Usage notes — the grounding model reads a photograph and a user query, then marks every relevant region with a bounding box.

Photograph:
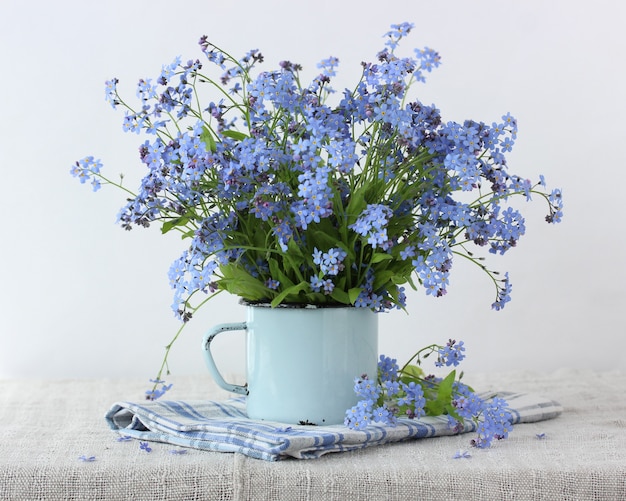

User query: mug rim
[239,299,356,309]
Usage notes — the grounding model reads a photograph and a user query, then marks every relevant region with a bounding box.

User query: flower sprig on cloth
[345,340,513,448]
[145,378,173,400]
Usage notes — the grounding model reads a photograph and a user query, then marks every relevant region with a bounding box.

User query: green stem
[94,173,136,198]
[399,343,440,374]
[153,290,223,383]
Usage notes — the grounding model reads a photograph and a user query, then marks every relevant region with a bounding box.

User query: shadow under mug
[202,304,378,425]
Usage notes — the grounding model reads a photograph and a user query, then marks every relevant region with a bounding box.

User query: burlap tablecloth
[1,369,624,500]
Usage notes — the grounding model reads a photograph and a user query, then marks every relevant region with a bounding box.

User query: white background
[1,0,624,381]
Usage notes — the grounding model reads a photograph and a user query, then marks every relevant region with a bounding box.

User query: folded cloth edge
[105,392,562,461]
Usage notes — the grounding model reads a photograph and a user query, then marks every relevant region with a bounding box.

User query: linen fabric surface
[1,369,625,501]
[104,392,562,461]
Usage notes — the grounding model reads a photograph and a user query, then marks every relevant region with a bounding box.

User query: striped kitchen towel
[105,392,562,461]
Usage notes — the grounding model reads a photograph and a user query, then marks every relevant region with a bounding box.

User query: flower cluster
[310,247,348,295]
[71,22,562,372]
[145,378,173,400]
[345,340,512,448]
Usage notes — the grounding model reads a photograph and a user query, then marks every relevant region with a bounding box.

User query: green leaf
[270,281,310,307]
[286,237,305,260]
[312,229,342,252]
[433,370,456,409]
[330,287,350,305]
[268,258,295,289]
[370,252,393,264]
[424,398,446,416]
[221,129,249,141]
[345,187,367,220]
[404,274,418,290]
[400,364,424,381]
[348,287,363,304]
[161,216,190,234]
[372,270,397,290]
[219,264,269,301]
[200,127,217,153]
[445,405,462,423]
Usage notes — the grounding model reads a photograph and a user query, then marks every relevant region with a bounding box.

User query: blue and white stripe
[105,392,562,461]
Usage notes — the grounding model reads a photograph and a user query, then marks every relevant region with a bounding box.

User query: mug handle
[202,322,249,396]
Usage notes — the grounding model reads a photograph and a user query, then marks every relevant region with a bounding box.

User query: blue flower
[70,156,103,186]
[469,396,513,448]
[312,248,323,266]
[313,247,347,276]
[265,278,280,290]
[344,403,371,430]
[90,177,101,192]
[383,380,400,396]
[491,273,512,311]
[435,339,466,367]
[399,246,416,261]
[139,442,152,453]
[350,204,394,250]
[317,56,339,77]
[146,379,173,400]
[378,355,399,381]
[104,78,118,108]
[384,22,414,50]
[354,376,379,400]
[415,47,441,73]
[372,406,393,424]
[310,275,324,293]
[321,279,334,295]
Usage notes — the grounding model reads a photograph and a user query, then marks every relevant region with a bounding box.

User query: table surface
[1,368,624,501]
